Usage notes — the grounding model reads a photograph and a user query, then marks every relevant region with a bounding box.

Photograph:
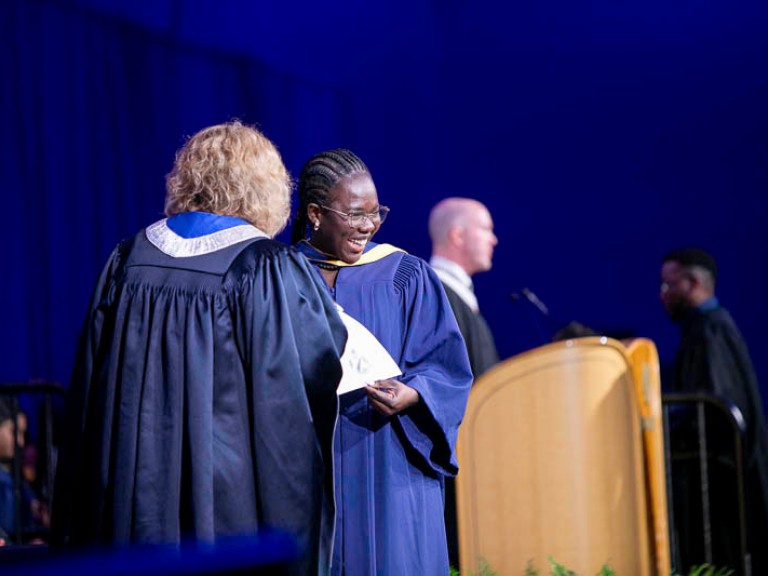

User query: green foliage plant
[450,558,497,576]
[451,558,734,576]
[678,565,733,576]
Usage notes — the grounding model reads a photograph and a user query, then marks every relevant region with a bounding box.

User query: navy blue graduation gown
[297,242,473,576]
[52,214,346,576]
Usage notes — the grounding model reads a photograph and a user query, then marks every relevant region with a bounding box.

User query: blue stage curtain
[2,0,768,415]
[0,0,348,385]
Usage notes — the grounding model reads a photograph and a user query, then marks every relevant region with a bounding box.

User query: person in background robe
[291,149,473,576]
[0,398,47,545]
[427,197,499,568]
[661,247,768,575]
[51,121,347,576]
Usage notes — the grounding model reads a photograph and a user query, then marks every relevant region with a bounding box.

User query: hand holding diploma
[336,307,402,395]
[366,379,420,416]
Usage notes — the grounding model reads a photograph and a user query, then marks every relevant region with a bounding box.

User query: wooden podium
[624,338,671,576]
[456,337,669,575]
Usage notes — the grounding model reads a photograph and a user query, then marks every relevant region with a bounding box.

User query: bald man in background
[429,197,499,569]
[429,197,499,378]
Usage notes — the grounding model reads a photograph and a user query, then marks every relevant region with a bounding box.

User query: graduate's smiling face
[309,172,383,264]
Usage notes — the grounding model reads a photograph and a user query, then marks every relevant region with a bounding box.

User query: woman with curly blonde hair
[52,121,347,576]
[165,120,291,237]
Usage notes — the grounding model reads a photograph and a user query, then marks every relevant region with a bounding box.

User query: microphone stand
[509,287,557,345]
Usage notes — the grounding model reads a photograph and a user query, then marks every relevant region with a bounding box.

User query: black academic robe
[51,230,346,576]
[671,306,768,574]
[441,284,499,380]
[440,283,499,569]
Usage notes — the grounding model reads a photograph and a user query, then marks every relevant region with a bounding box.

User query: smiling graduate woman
[291,149,473,576]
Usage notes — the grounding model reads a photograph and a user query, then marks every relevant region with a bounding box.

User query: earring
[313,221,320,231]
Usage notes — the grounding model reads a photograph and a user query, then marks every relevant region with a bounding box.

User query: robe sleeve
[51,239,131,545]
[393,256,473,477]
[241,246,346,574]
[702,318,768,464]
[702,313,768,562]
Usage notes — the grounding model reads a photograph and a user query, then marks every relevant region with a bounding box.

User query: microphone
[509,287,553,345]
[522,287,549,317]
[509,287,550,317]
[511,288,599,343]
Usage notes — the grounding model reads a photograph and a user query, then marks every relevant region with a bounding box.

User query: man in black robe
[51,121,347,576]
[429,198,499,378]
[661,248,768,575]
[428,197,500,568]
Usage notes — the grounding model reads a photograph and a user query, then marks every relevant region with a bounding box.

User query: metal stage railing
[0,381,66,547]
[662,392,750,576]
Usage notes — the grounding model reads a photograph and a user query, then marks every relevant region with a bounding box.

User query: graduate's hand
[366,379,419,416]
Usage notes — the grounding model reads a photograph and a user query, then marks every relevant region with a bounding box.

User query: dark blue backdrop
[2,0,767,412]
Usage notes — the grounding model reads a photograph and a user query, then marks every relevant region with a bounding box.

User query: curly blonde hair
[165,120,292,237]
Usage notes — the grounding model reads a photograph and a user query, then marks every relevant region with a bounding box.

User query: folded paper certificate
[336,308,402,395]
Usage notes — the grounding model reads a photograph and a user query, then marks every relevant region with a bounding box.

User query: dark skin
[305,172,419,415]
[660,261,713,323]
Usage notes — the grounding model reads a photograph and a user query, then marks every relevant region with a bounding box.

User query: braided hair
[291,149,369,244]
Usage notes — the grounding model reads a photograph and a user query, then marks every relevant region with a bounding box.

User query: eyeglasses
[319,204,390,228]
[660,274,691,294]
